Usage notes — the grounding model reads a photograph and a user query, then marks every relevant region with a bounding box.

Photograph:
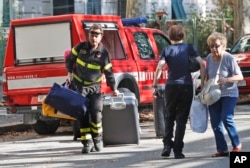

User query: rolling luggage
[153,86,165,138]
[102,92,140,146]
[44,82,89,120]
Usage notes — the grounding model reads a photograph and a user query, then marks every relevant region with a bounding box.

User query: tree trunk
[233,0,250,43]
[126,0,145,18]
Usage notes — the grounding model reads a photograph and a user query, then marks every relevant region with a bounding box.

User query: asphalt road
[0,104,249,168]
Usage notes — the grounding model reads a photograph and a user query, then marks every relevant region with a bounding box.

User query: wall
[145,0,171,19]
[183,0,217,18]
[74,0,87,14]
[9,0,52,19]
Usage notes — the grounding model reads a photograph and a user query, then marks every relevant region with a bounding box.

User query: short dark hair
[89,24,103,34]
[168,25,186,41]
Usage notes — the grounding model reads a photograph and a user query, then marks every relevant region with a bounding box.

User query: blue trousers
[208,96,240,152]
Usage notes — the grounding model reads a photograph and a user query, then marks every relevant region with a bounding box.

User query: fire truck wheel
[31,119,60,135]
[118,87,131,93]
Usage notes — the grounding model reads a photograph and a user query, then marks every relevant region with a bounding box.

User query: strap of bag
[200,56,223,101]
[214,57,223,84]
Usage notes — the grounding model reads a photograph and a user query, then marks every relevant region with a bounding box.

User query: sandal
[211,151,229,157]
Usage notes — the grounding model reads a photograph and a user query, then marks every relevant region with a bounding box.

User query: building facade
[0,0,217,73]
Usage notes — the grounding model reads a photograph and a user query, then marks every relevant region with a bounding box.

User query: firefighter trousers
[78,85,103,144]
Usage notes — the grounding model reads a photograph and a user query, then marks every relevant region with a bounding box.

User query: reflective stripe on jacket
[65,42,116,90]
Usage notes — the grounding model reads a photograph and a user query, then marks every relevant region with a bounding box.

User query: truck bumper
[6,105,42,114]
[6,105,58,124]
[0,113,24,127]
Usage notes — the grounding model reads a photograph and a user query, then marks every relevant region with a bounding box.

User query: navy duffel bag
[44,82,89,120]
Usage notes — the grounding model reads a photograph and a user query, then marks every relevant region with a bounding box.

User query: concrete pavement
[0,104,249,168]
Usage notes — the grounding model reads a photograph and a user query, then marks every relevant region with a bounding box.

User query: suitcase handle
[110,93,126,110]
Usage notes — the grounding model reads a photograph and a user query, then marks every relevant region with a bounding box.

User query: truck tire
[32,119,60,135]
[118,87,131,93]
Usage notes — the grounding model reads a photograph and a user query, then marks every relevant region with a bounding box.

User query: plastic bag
[190,95,208,133]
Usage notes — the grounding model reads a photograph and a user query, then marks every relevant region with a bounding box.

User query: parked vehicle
[229,34,250,94]
[2,14,200,135]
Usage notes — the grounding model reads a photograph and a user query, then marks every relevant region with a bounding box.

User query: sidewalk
[139,108,250,168]
[0,105,249,168]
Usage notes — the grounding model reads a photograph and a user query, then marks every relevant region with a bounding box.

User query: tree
[233,0,250,43]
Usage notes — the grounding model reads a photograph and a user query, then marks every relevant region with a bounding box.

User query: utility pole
[233,0,250,43]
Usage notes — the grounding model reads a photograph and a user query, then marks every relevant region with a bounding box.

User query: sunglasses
[90,31,102,36]
[209,44,221,49]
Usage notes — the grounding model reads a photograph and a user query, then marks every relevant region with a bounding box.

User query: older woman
[204,32,243,157]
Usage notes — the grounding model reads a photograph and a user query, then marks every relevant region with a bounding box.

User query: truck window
[14,22,71,65]
[83,22,126,60]
[153,33,170,55]
[133,32,154,59]
[85,29,126,60]
[231,38,250,54]
[102,30,126,60]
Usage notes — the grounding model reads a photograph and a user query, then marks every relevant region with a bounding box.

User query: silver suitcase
[102,92,140,146]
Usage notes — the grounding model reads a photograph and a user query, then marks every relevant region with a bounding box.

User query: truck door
[83,21,138,94]
[152,32,171,85]
[127,29,170,103]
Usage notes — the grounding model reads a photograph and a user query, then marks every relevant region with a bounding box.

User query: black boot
[161,146,171,157]
[81,141,94,154]
[173,144,185,159]
[174,152,185,159]
[93,138,103,152]
[161,141,174,157]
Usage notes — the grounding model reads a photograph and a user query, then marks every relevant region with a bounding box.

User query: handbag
[188,43,200,72]
[189,94,208,133]
[200,58,222,105]
[44,82,89,120]
[189,56,200,72]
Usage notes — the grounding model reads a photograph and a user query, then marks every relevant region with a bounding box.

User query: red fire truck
[2,14,200,134]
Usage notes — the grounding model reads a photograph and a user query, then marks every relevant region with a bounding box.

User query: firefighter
[65,24,119,154]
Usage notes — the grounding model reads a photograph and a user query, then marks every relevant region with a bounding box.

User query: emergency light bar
[121,17,147,26]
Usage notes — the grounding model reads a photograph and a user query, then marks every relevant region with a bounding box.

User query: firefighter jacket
[65,42,116,91]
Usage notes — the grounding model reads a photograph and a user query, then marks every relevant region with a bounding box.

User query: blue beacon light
[121,17,147,26]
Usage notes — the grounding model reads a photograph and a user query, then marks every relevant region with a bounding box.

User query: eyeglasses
[89,31,102,36]
[209,44,221,49]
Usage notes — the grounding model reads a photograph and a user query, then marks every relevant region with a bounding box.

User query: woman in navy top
[153,25,205,159]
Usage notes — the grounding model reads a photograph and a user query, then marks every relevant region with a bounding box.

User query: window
[231,37,250,54]
[133,32,154,59]
[153,33,171,55]
[53,0,74,15]
[101,30,126,59]
[83,22,126,60]
[172,0,186,19]
[102,0,118,15]
[14,22,71,65]
[118,0,126,18]
[87,0,101,14]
